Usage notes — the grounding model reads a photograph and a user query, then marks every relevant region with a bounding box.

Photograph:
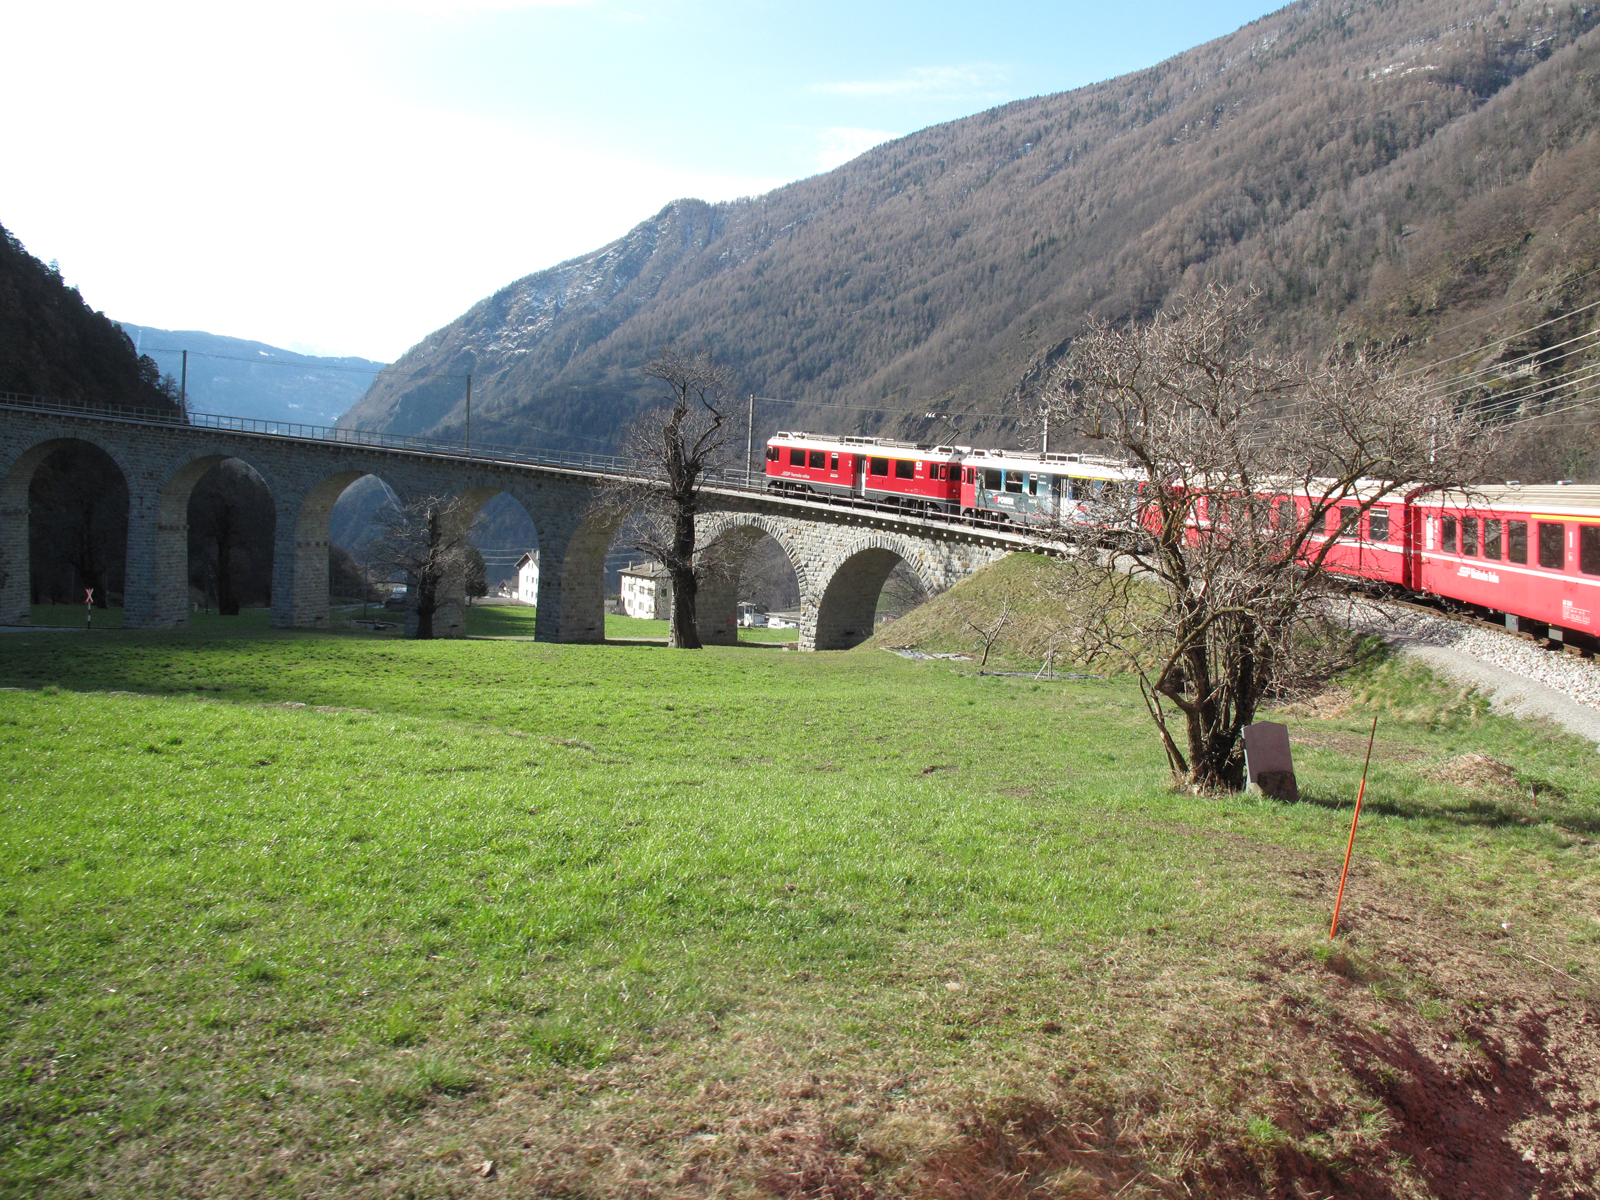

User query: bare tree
[369,493,472,640]
[958,594,1012,667]
[1039,285,1491,790]
[602,346,736,649]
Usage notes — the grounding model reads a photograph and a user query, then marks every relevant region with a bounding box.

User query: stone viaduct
[2,401,1031,651]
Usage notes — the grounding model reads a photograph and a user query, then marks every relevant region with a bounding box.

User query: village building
[515,550,539,605]
[619,561,673,620]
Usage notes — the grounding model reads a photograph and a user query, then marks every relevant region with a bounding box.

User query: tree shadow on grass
[1290,788,1600,838]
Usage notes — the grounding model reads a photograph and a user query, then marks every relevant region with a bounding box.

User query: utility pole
[1041,410,1049,455]
[745,393,755,485]
[180,350,188,418]
[465,374,472,455]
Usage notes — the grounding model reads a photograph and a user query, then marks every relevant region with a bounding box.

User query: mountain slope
[0,225,181,414]
[341,0,1600,479]
[119,324,387,426]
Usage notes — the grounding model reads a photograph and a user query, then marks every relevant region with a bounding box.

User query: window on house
[1368,508,1390,541]
[1508,520,1528,563]
[1538,522,1565,570]
[1441,515,1457,553]
[1581,525,1600,576]
[870,457,888,476]
[1484,519,1502,559]
[1461,517,1478,556]
[789,447,805,466]
[894,459,914,480]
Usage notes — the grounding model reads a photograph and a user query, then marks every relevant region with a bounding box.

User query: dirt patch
[1424,752,1567,801]
[1272,687,1358,720]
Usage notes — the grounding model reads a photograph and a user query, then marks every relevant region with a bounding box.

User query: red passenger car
[764,432,964,511]
[1408,485,1600,639]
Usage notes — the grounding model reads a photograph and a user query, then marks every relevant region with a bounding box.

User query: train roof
[1425,483,1600,516]
[769,431,965,455]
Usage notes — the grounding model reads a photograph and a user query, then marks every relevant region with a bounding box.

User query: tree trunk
[668,506,701,649]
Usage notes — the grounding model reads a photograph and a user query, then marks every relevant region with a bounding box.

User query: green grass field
[1,610,1597,1196]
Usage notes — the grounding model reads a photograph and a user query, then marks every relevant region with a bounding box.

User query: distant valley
[119,324,386,427]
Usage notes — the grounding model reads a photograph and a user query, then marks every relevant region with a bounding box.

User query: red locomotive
[763,432,963,512]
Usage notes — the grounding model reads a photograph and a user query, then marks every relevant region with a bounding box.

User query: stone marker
[1243,720,1299,801]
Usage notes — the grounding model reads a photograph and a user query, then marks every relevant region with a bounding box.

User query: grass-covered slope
[0,623,1596,1197]
[867,552,1078,666]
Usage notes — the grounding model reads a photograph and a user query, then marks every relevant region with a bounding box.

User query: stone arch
[0,433,132,625]
[694,512,810,645]
[127,448,282,628]
[419,481,544,638]
[810,533,941,652]
[278,467,409,629]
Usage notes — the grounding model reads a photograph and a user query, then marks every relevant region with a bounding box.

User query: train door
[1404,502,1425,591]
[852,455,866,498]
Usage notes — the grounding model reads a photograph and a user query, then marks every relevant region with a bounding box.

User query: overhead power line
[143,348,419,376]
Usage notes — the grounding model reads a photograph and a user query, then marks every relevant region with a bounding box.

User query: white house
[619,561,673,620]
[515,550,539,605]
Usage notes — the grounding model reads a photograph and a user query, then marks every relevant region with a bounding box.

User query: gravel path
[1333,599,1600,749]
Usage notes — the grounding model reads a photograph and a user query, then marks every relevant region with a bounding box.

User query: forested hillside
[341,0,1600,481]
[1,225,181,413]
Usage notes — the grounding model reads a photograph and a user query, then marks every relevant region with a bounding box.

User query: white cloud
[812,63,1007,101]
[812,128,901,171]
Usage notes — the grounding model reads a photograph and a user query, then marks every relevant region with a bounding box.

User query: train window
[1340,505,1359,538]
[1508,520,1528,563]
[1441,515,1456,553]
[1003,472,1024,493]
[766,445,779,462]
[894,459,914,480]
[1483,519,1501,558]
[1461,517,1478,556]
[870,457,888,476]
[790,447,805,466]
[1538,522,1565,570]
[830,453,839,471]
[984,468,1002,490]
[1368,508,1390,541]
[1028,476,1039,496]
[809,450,826,469]
[1581,526,1600,576]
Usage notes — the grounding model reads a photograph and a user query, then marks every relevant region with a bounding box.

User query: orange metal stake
[1329,713,1380,940]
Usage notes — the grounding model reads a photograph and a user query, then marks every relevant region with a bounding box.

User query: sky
[6,0,1284,362]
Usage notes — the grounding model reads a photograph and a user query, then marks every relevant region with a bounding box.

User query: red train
[763,432,1600,646]
[1315,484,1600,644]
